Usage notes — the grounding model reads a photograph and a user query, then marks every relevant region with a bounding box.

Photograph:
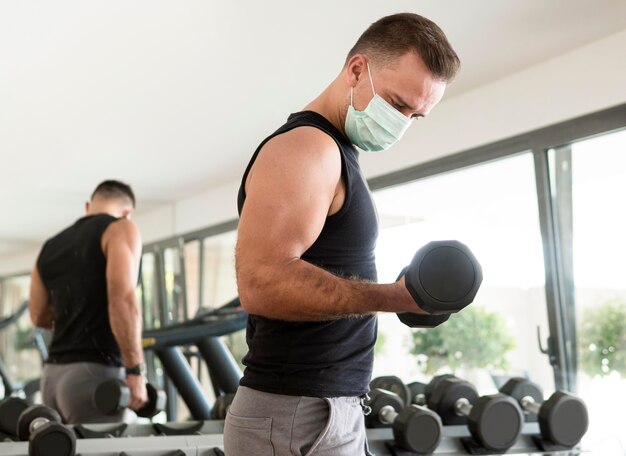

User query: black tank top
[37,214,123,366]
[237,111,379,397]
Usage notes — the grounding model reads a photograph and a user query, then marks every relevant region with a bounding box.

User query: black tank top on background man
[237,111,379,397]
[37,214,123,367]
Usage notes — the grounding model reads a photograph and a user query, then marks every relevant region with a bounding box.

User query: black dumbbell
[397,241,483,328]
[211,393,236,420]
[17,405,76,456]
[429,377,523,452]
[0,396,29,438]
[370,376,411,406]
[373,374,456,407]
[500,377,589,448]
[94,379,166,418]
[365,388,442,454]
[408,374,458,407]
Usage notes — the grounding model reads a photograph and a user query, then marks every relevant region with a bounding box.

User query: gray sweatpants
[223,386,372,456]
[41,362,132,424]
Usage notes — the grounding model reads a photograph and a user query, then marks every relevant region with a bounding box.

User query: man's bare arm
[236,127,423,321]
[103,219,144,369]
[104,219,148,410]
[29,265,54,329]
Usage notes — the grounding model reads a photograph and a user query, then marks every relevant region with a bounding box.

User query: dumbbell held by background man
[396,240,483,328]
[94,379,166,418]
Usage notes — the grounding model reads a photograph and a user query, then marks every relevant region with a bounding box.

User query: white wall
[2,29,625,276]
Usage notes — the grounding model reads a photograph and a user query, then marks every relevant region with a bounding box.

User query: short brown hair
[92,180,136,208]
[346,13,460,82]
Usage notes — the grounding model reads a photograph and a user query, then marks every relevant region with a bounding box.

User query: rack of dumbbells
[363,374,589,455]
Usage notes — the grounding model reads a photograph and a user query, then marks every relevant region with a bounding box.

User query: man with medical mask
[226,13,460,456]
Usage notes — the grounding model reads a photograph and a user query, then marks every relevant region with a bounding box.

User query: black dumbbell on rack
[93,379,166,418]
[17,405,76,456]
[0,396,30,440]
[429,376,524,452]
[500,377,589,449]
[365,388,442,455]
[396,240,483,328]
[371,373,456,408]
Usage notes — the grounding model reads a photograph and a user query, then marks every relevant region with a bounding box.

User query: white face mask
[344,63,413,152]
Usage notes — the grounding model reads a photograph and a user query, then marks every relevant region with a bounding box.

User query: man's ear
[121,209,132,220]
[345,54,367,87]
[85,201,90,214]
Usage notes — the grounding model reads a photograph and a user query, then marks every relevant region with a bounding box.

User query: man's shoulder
[104,218,140,239]
[263,125,340,161]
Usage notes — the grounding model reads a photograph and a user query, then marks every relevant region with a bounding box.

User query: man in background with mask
[226,13,460,456]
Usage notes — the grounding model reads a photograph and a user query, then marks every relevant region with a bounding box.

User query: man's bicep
[237,136,341,264]
[106,225,141,299]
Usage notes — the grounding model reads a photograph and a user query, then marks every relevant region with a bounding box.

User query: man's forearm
[238,258,418,321]
[108,295,144,367]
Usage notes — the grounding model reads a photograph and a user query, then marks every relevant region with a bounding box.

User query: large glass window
[0,275,41,397]
[550,129,626,452]
[201,231,238,310]
[372,153,553,395]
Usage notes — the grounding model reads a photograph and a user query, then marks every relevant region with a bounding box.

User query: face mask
[344,63,413,152]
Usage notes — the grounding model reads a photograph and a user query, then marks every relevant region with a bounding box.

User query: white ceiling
[1,0,626,257]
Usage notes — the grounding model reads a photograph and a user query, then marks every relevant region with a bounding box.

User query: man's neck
[303,83,348,138]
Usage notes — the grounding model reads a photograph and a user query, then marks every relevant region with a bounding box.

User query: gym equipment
[93,379,166,418]
[397,241,482,328]
[142,296,246,420]
[372,374,457,407]
[429,376,523,452]
[210,393,236,420]
[408,373,457,407]
[395,268,450,328]
[17,405,76,456]
[365,388,442,454]
[500,377,589,448]
[0,397,29,437]
[370,376,411,406]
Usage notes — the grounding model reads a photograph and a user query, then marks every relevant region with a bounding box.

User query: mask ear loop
[366,62,376,95]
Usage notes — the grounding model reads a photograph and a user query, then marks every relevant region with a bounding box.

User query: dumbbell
[365,388,442,454]
[17,405,76,456]
[94,379,166,418]
[408,374,457,406]
[0,396,30,438]
[500,377,589,448]
[397,240,482,328]
[370,376,411,406]
[429,377,523,452]
[211,393,236,420]
[372,374,456,407]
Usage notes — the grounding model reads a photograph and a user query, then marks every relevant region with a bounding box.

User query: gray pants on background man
[41,362,131,424]
[224,386,373,456]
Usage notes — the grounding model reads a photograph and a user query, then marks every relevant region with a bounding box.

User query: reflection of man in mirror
[29,180,148,423]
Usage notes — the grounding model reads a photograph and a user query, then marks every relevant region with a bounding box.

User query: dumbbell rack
[0,420,585,456]
[366,422,586,455]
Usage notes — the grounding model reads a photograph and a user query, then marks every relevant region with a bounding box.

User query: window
[549,129,626,452]
[372,153,553,395]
